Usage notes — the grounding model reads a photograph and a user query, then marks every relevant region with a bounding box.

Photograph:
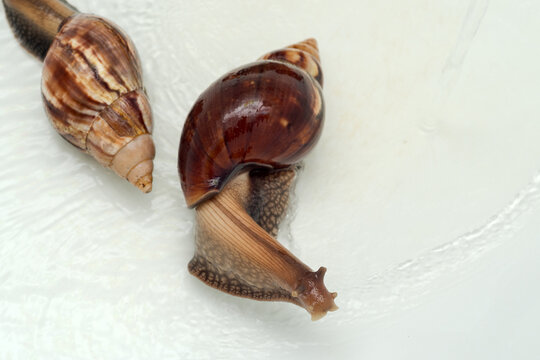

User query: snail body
[178,39,337,320]
[3,0,155,192]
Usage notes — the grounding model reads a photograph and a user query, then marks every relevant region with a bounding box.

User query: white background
[1,0,539,358]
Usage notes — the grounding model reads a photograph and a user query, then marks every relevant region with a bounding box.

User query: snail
[178,38,338,320]
[2,0,155,192]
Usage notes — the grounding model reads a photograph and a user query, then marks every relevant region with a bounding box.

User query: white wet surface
[1,0,539,358]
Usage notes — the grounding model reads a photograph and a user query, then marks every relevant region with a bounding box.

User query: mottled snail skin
[179,39,337,320]
[3,0,155,192]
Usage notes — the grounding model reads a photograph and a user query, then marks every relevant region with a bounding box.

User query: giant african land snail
[178,39,338,320]
[3,0,155,192]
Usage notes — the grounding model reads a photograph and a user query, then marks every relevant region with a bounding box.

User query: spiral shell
[178,39,324,207]
[40,13,155,191]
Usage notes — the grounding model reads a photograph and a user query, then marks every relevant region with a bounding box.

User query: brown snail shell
[178,39,337,320]
[179,40,324,207]
[3,0,155,192]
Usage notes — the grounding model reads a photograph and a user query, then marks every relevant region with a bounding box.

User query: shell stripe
[51,42,107,108]
[125,94,149,133]
[69,33,128,96]
[69,41,121,99]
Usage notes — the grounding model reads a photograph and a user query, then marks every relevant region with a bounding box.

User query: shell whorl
[42,14,155,192]
[178,39,324,207]
[2,0,77,59]
[260,38,323,87]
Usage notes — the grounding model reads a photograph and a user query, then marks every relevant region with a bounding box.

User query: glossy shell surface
[178,60,324,207]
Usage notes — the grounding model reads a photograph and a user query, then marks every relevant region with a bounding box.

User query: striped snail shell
[178,39,337,320]
[3,0,155,192]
